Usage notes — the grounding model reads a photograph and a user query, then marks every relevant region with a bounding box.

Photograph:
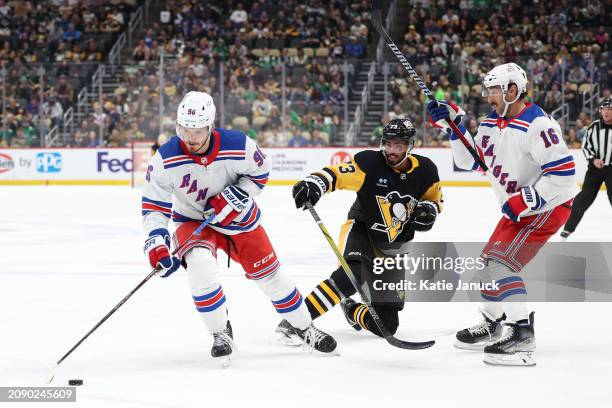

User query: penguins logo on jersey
[372,191,418,242]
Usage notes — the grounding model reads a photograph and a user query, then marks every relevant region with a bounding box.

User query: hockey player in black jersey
[276,119,442,340]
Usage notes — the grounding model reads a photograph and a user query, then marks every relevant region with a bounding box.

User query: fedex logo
[36,152,62,173]
[97,152,132,173]
[0,153,14,173]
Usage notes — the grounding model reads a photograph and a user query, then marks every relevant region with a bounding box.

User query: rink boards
[0,147,589,187]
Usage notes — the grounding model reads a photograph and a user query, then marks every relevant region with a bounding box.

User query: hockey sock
[255,269,311,330]
[480,259,529,322]
[192,285,228,333]
[481,302,504,321]
[186,248,228,333]
[305,279,342,320]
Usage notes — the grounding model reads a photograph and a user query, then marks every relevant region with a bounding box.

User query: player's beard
[183,131,211,154]
[386,153,403,166]
[185,140,207,154]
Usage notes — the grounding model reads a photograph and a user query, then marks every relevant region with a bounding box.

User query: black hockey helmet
[381,118,416,167]
[382,119,416,148]
[600,97,612,110]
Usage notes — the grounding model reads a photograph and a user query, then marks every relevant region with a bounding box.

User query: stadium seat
[232,116,250,128]
[315,47,329,57]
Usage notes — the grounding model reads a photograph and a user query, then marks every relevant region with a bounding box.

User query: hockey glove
[292,174,326,209]
[426,100,467,141]
[144,229,181,278]
[411,200,438,232]
[502,186,545,222]
[208,185,250,226]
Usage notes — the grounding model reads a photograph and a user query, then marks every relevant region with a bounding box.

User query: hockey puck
[68,379,83,386]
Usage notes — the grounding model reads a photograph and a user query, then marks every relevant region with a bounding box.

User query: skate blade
[454,340,488,351]
[310,349,341,357]
[483,351,536,366]
[221,356,231,369]
[271,331,303,347]
[213,355,232,369]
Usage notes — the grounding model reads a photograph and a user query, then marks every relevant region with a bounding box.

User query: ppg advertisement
[0,148,132,184]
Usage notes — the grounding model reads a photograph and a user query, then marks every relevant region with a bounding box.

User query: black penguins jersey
[312,150,442,249]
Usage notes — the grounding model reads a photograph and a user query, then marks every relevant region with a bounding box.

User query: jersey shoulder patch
[158,136,184,160]
[412,153,437,169]
[353,149,383,171]
[411,153,440,181]
[216,128,247,161]
[517,103,549,124]
[158,136,196,168]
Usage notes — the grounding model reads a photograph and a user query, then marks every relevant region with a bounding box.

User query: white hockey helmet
[176,91,216,137]
[482,63,528,117]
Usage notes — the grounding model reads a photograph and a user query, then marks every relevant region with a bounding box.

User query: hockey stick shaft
[48,212,216,381]
[304,202,434,350]
[371,1,508,199]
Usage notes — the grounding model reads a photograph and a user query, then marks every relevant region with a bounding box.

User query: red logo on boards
[0,153,15,173]
[330,151,352,166]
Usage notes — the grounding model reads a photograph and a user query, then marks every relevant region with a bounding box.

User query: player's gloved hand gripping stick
[304,201,435,350]
[47,210,217,383]
[371,0,509,202]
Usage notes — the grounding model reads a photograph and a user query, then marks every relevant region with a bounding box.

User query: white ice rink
[1,185,611,407]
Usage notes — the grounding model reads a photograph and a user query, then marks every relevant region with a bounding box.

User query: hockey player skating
[427,63,578,366]
[142,91,336,365]
[276,119,442,341]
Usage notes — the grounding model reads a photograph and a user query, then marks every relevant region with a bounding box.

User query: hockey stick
[371,1,507,198]
[305,202,435,350]
[47,211,217,383]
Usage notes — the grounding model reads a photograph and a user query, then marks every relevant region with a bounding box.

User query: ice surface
[1,186,611,407]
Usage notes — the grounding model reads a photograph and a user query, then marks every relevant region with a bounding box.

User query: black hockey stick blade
[366,304,435,350]
[305,202,435,350]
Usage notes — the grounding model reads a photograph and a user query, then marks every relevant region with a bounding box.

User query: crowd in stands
[0,0,133,147]
[0,0,609,149]
[72,0,372,148]
[383,0,609,147]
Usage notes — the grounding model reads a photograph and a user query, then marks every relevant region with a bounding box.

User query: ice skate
[455,310,505,351]
[484,312,536,366]
[275,319,337,353]
[211,321,234,368]
[340,297,362,331]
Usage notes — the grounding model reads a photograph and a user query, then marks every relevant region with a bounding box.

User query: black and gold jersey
[313,150,442,248]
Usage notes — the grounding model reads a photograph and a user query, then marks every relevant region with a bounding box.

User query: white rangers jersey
[451,103,578,215]
[142,128,269,236]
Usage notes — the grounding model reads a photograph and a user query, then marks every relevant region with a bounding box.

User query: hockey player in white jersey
[142,91,336,362]
[427,63,578,366]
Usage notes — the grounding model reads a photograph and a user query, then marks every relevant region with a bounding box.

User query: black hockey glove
[292,174,327,209]
[411,200,438,232]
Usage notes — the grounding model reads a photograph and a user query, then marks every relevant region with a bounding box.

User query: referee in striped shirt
[561,97,612,239]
